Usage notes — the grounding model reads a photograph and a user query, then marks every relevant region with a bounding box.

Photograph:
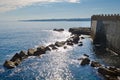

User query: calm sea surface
[0,21,104,80]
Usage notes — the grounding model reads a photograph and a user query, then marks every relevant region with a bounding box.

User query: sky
[0,0,120,21]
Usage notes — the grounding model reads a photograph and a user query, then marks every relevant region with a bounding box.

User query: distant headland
[19,18,91,22]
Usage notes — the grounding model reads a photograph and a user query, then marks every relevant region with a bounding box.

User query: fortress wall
[91,14,120,55]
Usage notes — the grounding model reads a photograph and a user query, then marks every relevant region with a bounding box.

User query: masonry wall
[91,15,120,55]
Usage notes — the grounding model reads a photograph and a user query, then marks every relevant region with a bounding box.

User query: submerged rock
[83,54,89,57]
[81,36,85,39]
[79,41,83,43]
[53,28,64,32]
[80,58,90,65]
[3,60,16,69]
[63,46,67,49]
[78,43,83,46]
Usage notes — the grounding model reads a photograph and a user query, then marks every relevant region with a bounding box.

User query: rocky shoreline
[3,27,120,80]
[78,54,120,80]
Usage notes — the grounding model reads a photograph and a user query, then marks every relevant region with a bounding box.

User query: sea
[0,21,104,80]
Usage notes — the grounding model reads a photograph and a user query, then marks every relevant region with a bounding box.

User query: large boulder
[3,60,16,69]
[53,28,64,32]
[45,46,51,51]
[55,41,65,47]
[66,35,80,45]
[71,35,80,44]
[80,58,90,65]
[10,53,22,62]
[19,50,28,59]
[91,61,101,67]
[27,48,36,56]
[34,46,46,56]
[14,59,21,66]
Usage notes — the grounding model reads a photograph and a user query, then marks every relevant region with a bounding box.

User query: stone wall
[91,14,120,55]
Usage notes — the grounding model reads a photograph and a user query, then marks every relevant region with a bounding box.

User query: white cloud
[0,0,80,12]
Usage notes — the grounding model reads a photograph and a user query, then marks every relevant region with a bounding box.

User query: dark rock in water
[3,60,16,69]
[67,42,73,46]
[45,46,51,51]
[37,46,46,51]
[81,36,85,39]
[79,41,83,43]
[91,61,101,67]
[14,59,21,66]
[63,46,67,49]
[48,44,58,50]
[66,38,73,43]
[78,54,89,61]
[55,41,65,47]
[48,44,55,47]
[27,48,36,56]
[10,53,22,62]
[53,28,64,32]
[19,50,28,59]
[66,35,80,44]
[80,58,90,65]
[34,46,46,56]
[98,67,120,76]
[52,46,58,50]
[72,35,80,44]
[83,54,89,57]
[69,27,91,35]
[78,43,83,46]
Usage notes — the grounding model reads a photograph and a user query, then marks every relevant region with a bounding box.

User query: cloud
[0,0,80,12]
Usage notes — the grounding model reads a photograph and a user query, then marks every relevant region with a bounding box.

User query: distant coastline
[20,18,91,22]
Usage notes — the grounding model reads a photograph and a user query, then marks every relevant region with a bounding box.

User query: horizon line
[19,18,91,22]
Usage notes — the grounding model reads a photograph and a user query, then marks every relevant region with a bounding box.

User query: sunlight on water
[0,37,103,80]
[0,21,104,80]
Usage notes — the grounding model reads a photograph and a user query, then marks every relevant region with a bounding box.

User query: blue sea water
[0,21,104,80]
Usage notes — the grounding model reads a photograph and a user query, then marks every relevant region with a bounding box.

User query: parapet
[91,14,120,21]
